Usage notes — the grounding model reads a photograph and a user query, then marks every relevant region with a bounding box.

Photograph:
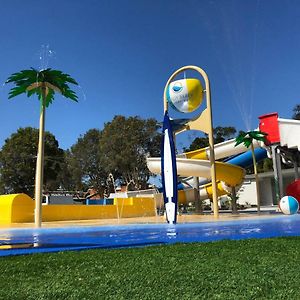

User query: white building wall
[237,168,298,207]
[237,178,274,207]
[237,179,257,206]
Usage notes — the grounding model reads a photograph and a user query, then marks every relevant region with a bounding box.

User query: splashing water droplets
[38,44,56,71]
[78,85,87,102]
[198,1,261,131]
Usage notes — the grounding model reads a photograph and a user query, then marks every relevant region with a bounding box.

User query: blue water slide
[158,147,268,191]
[179,148,268,189]
[226,147,268,168]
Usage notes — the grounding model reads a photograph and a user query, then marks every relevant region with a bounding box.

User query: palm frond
[5,69,38,84]
[45,88,55,107]
[8,84,30,99]
[6,68,79,106]
[234,133,246,147]
[47,69,78,85]
[235,130,268,148]
[27,87,40,98]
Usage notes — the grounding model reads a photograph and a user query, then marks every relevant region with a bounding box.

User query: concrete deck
[0,208,282,229]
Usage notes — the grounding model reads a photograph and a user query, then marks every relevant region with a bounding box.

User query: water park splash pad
[1,65,300,257]
[1,215,300,256]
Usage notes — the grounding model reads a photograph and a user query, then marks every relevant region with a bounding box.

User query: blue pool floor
[0,214,300,256]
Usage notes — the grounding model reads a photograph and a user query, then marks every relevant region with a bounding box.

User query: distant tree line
[0,116,161,197]
[293,104,300,120]
[0,105,298,197]
[183,126,238,152]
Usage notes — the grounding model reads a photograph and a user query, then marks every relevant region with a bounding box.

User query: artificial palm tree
[6,68,78,227]
[235,130,267,213]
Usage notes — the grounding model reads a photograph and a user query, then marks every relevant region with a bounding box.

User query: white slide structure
[177,138,262,160]
[148,138,261,181]
[278,118,300,150]
[147,138,262,203]
[147,114,300,205]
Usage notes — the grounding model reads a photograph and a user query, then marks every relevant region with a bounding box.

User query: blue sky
[0,0,299,151]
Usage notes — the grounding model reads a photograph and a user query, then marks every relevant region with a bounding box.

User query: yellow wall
[0,194,34,223]
[114,197,156,218]
[0,194,156,224]
[42,205,118,221]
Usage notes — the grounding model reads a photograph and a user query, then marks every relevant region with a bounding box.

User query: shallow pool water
[0,215,300,256]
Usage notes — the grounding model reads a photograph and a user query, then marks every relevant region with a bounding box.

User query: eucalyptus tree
[293,104,300,120]
[184,126,237,152]
[6,68,78,227]
[235,130,267,213]
[100,115,161,190]
[68,129,107,197]
[0,127,64,196]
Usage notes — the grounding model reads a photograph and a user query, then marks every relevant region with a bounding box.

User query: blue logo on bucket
[172,83,183,93]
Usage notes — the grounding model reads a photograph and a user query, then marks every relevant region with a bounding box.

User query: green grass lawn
[1,237,300,299]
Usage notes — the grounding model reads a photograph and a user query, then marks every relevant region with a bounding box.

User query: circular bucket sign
[166,78,203,113]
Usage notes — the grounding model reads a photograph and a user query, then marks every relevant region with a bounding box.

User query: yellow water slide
[182,149,244,202]
[147,138,254,204]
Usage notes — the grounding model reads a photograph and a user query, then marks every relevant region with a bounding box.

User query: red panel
[258,112,280,145]
[286,180,300,204]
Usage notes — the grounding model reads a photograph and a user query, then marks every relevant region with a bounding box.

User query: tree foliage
[185,126,237,152]
[214,126,237,143]
[100,116,161,190]
[0,116,162,196]
[0,127,64,196]
[292,104,300,120]
[54,149,77,191]
[68,129,107,196]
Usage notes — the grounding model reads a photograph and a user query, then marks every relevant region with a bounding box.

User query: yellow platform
[0,194,34,223]
[0,194,156,224]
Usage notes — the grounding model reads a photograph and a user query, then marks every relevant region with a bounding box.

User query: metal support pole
[275,147,284,199]
[293,154,299,180]
[271,145,281,204]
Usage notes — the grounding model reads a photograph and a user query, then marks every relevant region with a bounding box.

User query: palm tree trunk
[193,176,202,213]
[231,186,238,214]
[34,86,46,228]
[251,142,261,213]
